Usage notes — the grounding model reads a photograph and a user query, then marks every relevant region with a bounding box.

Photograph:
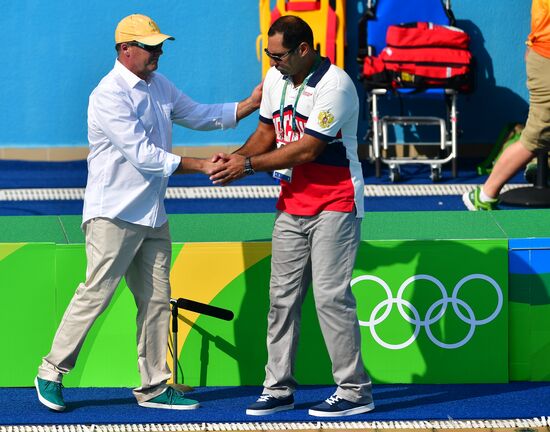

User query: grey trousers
[38,217,172,402]
[263,210,373,404]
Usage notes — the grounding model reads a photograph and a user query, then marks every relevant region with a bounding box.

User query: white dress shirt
[84,60,238,227]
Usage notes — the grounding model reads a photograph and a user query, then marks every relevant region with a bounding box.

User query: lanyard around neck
[279,56,321,133]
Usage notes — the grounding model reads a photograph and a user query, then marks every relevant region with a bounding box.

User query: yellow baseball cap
[115,14,174,46]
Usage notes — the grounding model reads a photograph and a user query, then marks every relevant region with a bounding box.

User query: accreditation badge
[272,140,293,182]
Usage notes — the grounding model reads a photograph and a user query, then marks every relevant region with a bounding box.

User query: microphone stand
[169,297,234,392]
[169,299,193,392]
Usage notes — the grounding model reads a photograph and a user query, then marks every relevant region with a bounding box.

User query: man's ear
[297,42,309,57]
[120,43,131,56]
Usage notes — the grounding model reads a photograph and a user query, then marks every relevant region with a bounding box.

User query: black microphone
[170,298,234,321]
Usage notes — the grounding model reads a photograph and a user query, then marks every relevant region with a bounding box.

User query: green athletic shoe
[138,386,200,410]
[462,187,499,211]
[35,376,66,411]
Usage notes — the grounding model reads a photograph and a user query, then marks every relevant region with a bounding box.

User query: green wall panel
[179,255,272,386]
[353,239,508,383]
[1,212,549,387]
[0,244,56,386]
[179,239,509,386]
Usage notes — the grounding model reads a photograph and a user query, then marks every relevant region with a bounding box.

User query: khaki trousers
[263,211,373,404]
[38,217,172,402]
[522,48,550,151]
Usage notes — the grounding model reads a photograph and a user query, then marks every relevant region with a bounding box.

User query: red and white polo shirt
[259,58,364,218]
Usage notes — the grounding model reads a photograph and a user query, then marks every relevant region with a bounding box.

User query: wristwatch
[244,157,255,176]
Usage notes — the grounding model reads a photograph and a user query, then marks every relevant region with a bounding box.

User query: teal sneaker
[462,187,499,211]
[138,386,199,410]
[35,376,65,411]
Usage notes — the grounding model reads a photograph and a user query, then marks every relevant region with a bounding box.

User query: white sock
[479,187,496,202]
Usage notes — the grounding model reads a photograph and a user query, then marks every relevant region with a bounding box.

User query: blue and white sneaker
[246,393,294,415]
[308,393,375,417]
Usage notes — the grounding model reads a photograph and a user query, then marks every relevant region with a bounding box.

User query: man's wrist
[236,97,260,121]
[243,157,255,176]
[178,156,206,174]
[249,95,261,110]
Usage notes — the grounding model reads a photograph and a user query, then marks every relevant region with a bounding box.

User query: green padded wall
[1,210,550,387]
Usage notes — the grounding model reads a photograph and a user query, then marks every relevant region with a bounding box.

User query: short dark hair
[268,15,314,49]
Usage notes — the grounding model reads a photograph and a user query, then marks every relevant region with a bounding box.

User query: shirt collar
[114,59,149,89]
[307,57,331,88]
[282,57,331,88]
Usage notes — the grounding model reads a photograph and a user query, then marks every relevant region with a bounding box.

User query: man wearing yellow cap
[34,14,261,411]
[463,0,550,210]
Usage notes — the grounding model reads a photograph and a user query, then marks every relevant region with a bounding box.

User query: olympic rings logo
[351,274,503,350]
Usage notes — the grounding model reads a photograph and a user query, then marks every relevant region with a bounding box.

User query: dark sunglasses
[264,45,298,62]
[128,41,163,52]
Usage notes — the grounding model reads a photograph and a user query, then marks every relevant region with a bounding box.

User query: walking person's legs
[36,218,144,411]
[464,49,550,210]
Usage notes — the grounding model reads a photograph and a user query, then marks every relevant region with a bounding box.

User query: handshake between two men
[175,152,255,186]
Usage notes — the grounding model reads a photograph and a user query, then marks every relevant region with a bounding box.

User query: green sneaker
[462,187,499,211]
[138,386,199,410]
[35,376,65,411]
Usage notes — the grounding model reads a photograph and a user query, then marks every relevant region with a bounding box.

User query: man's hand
[200,159,225,176]
[209,153,247,186]
[250,82,263,108]
[210,152,229,164]
[176,157,223,175]
[236,82,263,121]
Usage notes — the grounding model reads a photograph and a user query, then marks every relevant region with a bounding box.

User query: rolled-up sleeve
[89,89,180,177]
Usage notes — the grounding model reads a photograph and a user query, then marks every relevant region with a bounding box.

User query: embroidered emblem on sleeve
[318,111,334,128]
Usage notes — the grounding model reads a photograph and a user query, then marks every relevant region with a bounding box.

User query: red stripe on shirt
[276,162,356,216]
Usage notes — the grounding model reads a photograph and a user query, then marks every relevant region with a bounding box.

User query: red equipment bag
[362,22,473,92]
[386,21,469,49]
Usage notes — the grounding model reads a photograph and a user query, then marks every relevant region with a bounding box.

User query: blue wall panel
[508,237,550,380]
[1,1,531,150]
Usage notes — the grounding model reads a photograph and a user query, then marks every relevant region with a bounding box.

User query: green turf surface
[490,209,550,238]
[361,211,507,240]
[0,215,68,243]
[3,210,550,243]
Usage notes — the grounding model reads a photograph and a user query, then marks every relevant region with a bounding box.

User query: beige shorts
[521,48,550,151]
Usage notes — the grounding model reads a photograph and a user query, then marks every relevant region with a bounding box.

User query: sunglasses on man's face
[128,41,163,53]
[264,45,298,62]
